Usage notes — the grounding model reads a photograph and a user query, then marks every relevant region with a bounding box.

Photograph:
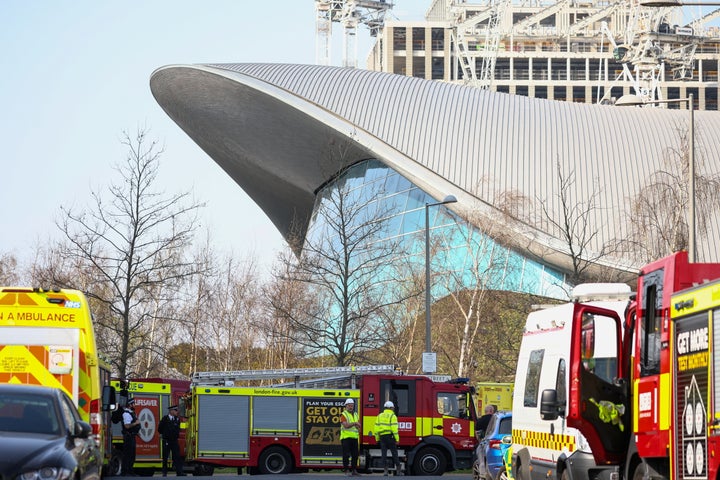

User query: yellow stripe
[513,428,576,451]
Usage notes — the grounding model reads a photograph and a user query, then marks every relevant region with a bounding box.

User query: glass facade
[306,159,571,301]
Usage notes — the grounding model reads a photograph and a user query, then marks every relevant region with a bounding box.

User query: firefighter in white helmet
[341,398,361,476]
[374,400,401,476]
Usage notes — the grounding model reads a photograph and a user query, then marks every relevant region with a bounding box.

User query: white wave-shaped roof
[150,63,720,274]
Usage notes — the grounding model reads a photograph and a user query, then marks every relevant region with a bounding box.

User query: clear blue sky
[1,1,426,275]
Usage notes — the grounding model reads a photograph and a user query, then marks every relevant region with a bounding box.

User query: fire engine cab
[512,251,720,480]
[184,365,478,475]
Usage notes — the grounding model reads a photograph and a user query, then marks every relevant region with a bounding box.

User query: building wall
[367,14,720,110]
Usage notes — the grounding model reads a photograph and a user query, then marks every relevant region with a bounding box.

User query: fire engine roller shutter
[253,396,299,433]
[198,395,250,453]
[715,310,720,415]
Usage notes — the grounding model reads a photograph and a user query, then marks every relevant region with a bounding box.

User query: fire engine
[109,377,214,477]
[512,251,720,480]
[669,276,720,480]
[184,365,478,475]
[0,287,115,471]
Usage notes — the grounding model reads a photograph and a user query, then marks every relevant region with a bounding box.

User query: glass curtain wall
[305,159,570,301]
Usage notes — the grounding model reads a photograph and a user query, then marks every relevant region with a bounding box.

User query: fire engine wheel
[193,464,215,476]
[412,447,447,476]
[108,449,122,476]
[259,446,293,475]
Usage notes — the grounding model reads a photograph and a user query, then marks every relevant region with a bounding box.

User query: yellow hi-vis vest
[341,410,360,440]
[374,408,399,441]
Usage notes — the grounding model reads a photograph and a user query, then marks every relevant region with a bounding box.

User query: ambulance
[476,382,514,413]
[0,287,114,467]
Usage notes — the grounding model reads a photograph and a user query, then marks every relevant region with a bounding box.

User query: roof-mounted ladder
[192,364,399,387]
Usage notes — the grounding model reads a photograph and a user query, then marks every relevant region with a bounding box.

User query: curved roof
[150,63,720,274]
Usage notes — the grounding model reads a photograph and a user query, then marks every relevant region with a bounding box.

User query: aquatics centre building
[150,63,720,300]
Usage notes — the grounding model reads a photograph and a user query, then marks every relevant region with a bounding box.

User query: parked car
[0,383,102,480]
[473,411,512,480]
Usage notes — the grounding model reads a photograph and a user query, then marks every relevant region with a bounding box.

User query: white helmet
[344,398,355,405]
[384,401,394,409]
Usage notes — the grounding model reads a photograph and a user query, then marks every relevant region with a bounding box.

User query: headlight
[19,467,73,480]
[576,430,592,453]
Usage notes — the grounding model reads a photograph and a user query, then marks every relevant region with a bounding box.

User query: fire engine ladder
[192,364,399,388]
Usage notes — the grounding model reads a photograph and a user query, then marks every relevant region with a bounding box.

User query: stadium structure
[364,0,720,108]
[150,63,720,300]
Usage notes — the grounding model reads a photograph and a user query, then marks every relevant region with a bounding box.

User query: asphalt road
[116,474,472,480]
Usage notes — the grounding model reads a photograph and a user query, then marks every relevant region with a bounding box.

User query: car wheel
[258,446,293,474]
[497,466,510,480]
[412,446,447,476]
[473,460,483,480]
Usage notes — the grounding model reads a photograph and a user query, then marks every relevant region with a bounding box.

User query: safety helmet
[384,401,394,409]
[344,398,355,405]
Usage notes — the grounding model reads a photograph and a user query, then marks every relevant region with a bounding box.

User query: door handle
[434,425,443,430]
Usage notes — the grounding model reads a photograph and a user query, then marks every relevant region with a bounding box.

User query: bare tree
[272,177,409,366]
[426,203,525,378]
[53,128,204,379]
[206,253,263,371]
[538,161,614,285]
[262,249,313,370]
[0,253,19,285]
[372,257,425,373]
[622,124,720,263]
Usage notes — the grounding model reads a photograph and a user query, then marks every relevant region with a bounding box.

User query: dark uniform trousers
[159,414,184,476]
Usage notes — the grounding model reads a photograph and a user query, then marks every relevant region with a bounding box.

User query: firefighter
[341,398,361,476]
[159,405,185,476]
[375,401,401,476]
[121,398,141,476]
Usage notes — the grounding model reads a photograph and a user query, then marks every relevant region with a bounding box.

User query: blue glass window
[307,159,570,301]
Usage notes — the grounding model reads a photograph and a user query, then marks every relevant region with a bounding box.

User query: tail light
[89,399,102,446]
[489,439,502,450]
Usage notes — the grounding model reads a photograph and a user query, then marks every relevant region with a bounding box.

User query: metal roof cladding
[150,63,720,275]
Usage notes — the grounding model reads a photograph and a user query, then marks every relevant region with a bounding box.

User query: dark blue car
[0,383,102,480]
[473,411,512,480]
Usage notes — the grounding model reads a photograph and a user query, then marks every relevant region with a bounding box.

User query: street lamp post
[424,194,458,373]
[615,93,695,262]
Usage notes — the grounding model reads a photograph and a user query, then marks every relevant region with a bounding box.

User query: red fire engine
[521,251,720,480]
[184,365,478,475]
[111,377,215,476]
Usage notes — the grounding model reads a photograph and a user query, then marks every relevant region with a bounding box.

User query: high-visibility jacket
[341,410,360,440]
[374,408,399,442]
